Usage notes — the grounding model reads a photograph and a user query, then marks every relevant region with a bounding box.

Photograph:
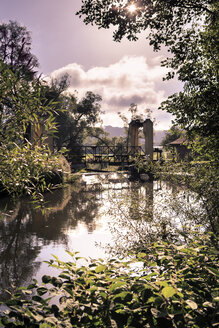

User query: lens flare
[127,4,137,13]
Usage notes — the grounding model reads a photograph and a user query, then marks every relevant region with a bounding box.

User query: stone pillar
[130,125,139,153]
[143,119,153,160]
[129,121,140,154]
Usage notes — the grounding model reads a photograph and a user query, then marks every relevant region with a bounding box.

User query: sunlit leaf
[161,286,176,298]
[95,265,107,273]
[185,300,198,310]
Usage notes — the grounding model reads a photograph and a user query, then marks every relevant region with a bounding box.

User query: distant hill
[104,125,167,146]
[104,125,125,138]
[154,130,167,146]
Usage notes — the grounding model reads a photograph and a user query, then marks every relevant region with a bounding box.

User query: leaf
[59,296,67,304]
[113,291,133,302]
[151,308,159,318]
[42,275,51,283]
[206,267,219,276]
[28,282,38,289]
[22,289,33,295]
[95,265,107,273]
[32,313,44,322]
[185,300,198,310]
[110,281,126,291]
[175,245,187,251]
[64,287,73,296]
[99,291,108,299]
[59,274,70,280]
[141,288,153,301]
[137,252,146,258]
[32,295,43,303]
[37,287,48,296]
[161,286,176,298]
[203,301,214,308]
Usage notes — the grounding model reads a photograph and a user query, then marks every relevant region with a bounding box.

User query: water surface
[0,172,204,300]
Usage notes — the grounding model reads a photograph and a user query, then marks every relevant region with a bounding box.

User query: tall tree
[77,1,219,157]
[53,90,102,162]
[0,21,39,80]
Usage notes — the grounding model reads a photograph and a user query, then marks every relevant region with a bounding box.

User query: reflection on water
[0,173,207,300]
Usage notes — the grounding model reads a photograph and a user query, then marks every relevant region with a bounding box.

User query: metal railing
[71,145,162,165]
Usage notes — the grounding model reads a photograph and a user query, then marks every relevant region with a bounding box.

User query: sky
[0,0,183,129]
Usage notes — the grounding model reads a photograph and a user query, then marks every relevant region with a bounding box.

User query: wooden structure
[169,136,191,161]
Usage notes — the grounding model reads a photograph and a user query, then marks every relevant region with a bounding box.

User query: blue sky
[0,0,183,129]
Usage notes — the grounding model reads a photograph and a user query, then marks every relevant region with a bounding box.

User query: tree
[54,90,102,162]
[77,1,219,157]
[161,125,184,149]
[0,21,39,80]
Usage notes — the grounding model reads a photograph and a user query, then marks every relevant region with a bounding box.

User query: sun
[127,4,137,13]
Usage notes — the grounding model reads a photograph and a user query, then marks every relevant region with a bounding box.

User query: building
[169,136,191,161]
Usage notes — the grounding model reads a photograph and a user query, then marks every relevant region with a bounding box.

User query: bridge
[71,119,162,167]
[71,145,162,166]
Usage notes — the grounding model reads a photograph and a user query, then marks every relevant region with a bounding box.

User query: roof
[169,136,189,145]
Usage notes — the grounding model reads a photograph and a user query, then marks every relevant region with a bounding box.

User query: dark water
[0,173,203,300]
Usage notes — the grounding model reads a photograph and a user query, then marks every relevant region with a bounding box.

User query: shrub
[0,231,218,328]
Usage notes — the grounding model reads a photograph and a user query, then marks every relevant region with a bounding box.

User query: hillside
[104,125,167,146]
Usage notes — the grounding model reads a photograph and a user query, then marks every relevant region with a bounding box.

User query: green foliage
[132,154,161,179]
[0,232,218,327]
[55,91,102,150]
[158,160,219,235]
[0,62,62,200]
[77,0,219,157]
[0,62,55,145]
[161,126,184,149]
[0,143,61,200]
[45,79,103,163]
[159,2,219,149]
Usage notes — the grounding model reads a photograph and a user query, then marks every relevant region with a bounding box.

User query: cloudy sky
[0,0,183,129]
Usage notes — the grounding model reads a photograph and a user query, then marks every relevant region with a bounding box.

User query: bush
[0,231,218,328]
[0,143,63,201]
[0,62,65,201]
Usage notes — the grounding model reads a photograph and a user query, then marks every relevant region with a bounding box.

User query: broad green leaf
[161,286,176,298]
[110,281,126,291]
[95,265,107,273]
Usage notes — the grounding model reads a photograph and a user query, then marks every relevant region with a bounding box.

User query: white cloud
[49,56,173,129]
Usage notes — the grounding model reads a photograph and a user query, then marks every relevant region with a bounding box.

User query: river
[0,172,204,300]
